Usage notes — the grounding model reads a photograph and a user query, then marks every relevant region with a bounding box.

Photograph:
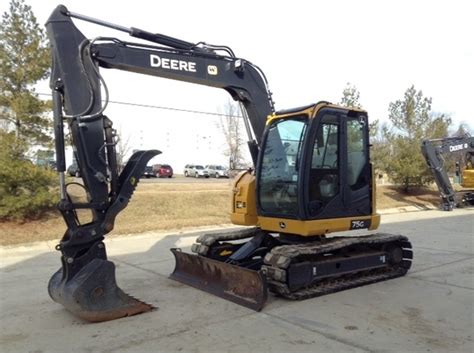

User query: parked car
[153,164,173,178]
[142,166,155,178]
[193,165,209,178]
[184,164,195,177]
[205,165,229,178]
[67,164,80,177]
[184,164,208,178]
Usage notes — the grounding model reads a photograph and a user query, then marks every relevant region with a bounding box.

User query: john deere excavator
[46,5,412,322]
[421,136,474,211]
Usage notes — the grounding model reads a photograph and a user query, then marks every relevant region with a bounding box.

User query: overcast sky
[2,0,473,169]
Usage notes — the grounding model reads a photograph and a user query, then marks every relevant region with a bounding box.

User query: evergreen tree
[0,0,51,145]
[0,1,57,221]
[0,130,58,220]
[384,85,451,192]
[340,83,362,109]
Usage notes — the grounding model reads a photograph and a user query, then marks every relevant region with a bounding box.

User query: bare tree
[217,100,245,169]
[115,128,132,170]
[451,122,472,137]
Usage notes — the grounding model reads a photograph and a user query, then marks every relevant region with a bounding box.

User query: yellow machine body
[461,168,474,188]
[230,102,381,237]
[231,170,380,236]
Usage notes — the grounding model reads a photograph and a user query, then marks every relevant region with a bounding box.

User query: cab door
[303,108,371,219]
[344,113,372,216]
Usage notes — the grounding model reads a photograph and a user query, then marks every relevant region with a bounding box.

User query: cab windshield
[258,116,307,215]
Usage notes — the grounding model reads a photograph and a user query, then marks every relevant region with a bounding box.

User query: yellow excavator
[46,5,412,322]
[422,136,474,211]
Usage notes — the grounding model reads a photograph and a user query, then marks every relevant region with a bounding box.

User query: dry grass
[0,182,232,246]
[376,184,440,210]
[0,181,442,246]
[115,183,231,234]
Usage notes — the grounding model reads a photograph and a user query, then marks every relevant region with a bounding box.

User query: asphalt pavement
[0,209,473,353]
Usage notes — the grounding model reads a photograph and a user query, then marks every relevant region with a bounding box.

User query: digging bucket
[48,258,154,322]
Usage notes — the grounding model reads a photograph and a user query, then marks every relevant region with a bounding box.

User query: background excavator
[46,5,412,322]
[421,136,474,211]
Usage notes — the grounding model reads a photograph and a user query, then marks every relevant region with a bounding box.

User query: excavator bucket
[170,249,267,311]
[48,258,154,322]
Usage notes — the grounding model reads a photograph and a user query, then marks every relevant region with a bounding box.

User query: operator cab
[257,102,372,224]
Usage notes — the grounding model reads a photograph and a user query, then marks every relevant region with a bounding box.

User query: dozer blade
[48,258,154,322]
[170,249,267,311]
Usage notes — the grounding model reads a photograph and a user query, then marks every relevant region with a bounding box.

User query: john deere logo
[207,65,218,75]
[150,54,196,72]
[279,222,286,229]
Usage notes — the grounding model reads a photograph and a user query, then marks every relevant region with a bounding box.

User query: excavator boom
[46,5,273,321]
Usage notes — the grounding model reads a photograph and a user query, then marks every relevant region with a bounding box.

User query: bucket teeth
[49,258,155,322]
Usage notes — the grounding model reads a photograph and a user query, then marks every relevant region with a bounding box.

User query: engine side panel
[257,214,380,236]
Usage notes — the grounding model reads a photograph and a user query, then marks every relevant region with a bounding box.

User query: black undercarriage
[170,229,412,309]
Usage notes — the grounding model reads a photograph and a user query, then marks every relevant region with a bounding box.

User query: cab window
[308,113,340,214]
[347,117,367,189]
[258,117,307,215]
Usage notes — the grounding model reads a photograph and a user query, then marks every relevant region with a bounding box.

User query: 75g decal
[350,220,371,229]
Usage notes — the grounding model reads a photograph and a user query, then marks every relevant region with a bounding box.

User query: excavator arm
[421,136,474,211]
[46,5,274,322]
